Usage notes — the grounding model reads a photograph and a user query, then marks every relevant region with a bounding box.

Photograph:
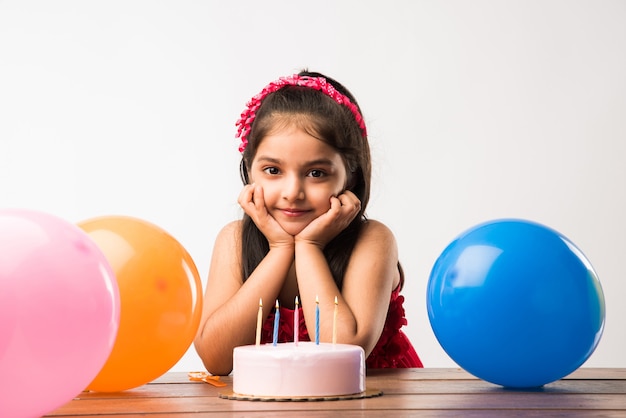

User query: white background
[1,0,625,372]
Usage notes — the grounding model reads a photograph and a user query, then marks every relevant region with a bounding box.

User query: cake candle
[294,296,299,346]
[273,299,280,346]
[332,296,338,345]
[315,295,320,345]
[255,298,263,346]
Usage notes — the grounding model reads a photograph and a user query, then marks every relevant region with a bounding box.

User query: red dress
[260,286,423,368]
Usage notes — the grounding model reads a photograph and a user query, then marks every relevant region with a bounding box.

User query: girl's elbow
[203,361,233,377]
[194,340,233,376]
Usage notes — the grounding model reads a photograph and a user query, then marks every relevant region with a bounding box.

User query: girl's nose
[281,175,305,202]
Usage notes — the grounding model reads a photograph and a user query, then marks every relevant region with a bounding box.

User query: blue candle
[273,299,280,346]
[315,295,320,345]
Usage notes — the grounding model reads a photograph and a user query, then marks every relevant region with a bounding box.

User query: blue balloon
[427,219,605,388]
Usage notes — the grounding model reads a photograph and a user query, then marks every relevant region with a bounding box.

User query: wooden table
[47,368,626,417]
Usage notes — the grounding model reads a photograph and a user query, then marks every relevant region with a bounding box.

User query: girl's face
[248,124,348,236]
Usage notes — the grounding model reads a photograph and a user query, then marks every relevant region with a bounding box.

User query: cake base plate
[218,388,382,402]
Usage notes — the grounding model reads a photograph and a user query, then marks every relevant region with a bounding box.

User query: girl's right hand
[238,183,294,249]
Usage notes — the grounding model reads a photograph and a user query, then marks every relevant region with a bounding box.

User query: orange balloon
[79,216,203,392]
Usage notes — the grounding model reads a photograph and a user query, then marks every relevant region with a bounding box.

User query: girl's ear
[239,159,252,185]
[345,171,357,191]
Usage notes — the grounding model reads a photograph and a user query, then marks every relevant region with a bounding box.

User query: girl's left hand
[295,190,361,248]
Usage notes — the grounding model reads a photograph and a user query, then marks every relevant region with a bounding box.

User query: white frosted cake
[232,342,365,398]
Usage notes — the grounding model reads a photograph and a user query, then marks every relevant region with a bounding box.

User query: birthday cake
[232,342,365,398]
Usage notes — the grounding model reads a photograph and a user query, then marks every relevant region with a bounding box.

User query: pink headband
[235,74,367,153]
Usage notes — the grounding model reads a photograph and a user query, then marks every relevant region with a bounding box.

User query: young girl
[194,70,422,375]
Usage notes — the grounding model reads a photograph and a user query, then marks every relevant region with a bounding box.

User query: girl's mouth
[280,208,309,217]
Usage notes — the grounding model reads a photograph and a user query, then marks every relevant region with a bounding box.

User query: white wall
[1,1,624,371]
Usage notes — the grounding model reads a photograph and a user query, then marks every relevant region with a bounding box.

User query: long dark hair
[238,70,372,289]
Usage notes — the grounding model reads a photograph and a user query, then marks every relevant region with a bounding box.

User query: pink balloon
[0,209,120,418]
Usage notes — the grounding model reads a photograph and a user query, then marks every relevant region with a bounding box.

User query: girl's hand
[238,183,294,249]
[295,190,361,248]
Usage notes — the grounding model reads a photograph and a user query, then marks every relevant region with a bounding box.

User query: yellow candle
[255,298,263,346]
[332,296,338,344]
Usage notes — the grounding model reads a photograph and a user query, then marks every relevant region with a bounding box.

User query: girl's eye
[308,169,325,178]
[263,167,280,175]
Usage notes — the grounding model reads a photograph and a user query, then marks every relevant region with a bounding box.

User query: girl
[194,70,422,375]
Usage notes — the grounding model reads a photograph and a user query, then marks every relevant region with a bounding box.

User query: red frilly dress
[260,286,423,368]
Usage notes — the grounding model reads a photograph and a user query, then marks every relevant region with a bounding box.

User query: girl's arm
[193,221,294,375]
[295,219,398,357]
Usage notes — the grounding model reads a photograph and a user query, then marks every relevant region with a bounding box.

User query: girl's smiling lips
[280,208,311,217]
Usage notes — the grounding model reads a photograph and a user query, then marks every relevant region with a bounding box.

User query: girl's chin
[277,221,308,237]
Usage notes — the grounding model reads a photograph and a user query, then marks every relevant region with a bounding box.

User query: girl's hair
[238,70,372,289]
